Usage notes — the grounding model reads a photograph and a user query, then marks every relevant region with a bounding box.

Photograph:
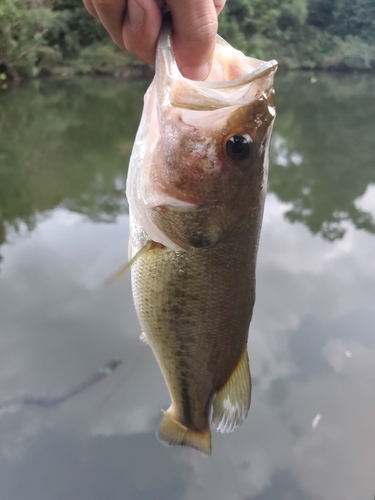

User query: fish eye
[226,134,252,161]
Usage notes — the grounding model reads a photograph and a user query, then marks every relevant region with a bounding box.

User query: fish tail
[157,407,211,456]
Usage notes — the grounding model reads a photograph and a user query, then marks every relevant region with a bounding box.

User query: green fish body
[126,26,277,455]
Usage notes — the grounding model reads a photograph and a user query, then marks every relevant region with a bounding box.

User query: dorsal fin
[212,348,251,433]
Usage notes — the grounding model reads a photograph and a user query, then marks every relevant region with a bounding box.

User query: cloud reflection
[1,193,374,500]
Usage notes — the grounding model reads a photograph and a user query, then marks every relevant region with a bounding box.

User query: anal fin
[157,407,211,456]
[212,348,251,433]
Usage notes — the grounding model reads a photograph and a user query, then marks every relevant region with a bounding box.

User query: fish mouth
[156,23,278,111]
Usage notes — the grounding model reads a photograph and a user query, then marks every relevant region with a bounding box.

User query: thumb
[167,0,218,80]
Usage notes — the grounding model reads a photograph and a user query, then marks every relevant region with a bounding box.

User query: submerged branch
[0,357,122,412]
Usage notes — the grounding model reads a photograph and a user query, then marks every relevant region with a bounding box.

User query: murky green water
[0,73,374,500]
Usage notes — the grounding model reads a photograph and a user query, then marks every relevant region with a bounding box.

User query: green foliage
[219,0,375,70]
[46,0,108,58]
[326,36,374,70]
[0,0,137,79]
[330,0,375,40]
[1,0,375,78]
[307,0,336,29]
[219,0,307,44]
[69,43,134,75]
[219,0,309,62]
[0,0,61,79]
[308,0,375,45]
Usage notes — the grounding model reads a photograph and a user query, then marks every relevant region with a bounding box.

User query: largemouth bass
[126,25,277,455]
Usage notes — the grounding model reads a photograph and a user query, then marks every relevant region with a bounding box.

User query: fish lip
[152,202,223,213]
[157,26,278,112]
[191,57,278,91]
[158,23,278,91]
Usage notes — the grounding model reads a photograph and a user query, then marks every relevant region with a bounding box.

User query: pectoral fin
[212,348,251,433]
[103,240,154,285]
[157,407,211,456]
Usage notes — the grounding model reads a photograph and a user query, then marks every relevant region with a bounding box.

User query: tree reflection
[1,73,375,262]
[0,78,148,256]
[270,72,375,241]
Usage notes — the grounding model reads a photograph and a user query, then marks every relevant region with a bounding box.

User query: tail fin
[157,408,211,456]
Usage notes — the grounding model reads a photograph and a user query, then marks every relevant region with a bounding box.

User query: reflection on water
[0,78,147,253]
[0,75,375,500]
[270,73,375,241]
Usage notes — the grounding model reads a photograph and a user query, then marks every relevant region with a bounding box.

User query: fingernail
[128,0,145,28]
[180,63,209,81]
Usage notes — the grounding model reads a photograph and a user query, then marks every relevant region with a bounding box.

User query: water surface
[0,74,375,500]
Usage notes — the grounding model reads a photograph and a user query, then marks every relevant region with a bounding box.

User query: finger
[214,0,226,15]
[167,0,218,80]
[122,0,163,65]
[82,0,99,18]
[90,0,127,50]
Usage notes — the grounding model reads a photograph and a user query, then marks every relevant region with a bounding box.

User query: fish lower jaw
[152,196,198,208]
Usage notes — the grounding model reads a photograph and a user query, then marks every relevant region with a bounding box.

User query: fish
[125,23,277,455]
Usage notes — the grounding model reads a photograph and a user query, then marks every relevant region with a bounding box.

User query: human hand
[82,0,226,80]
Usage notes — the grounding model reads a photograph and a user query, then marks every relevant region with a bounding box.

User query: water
[0,73,374,500]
